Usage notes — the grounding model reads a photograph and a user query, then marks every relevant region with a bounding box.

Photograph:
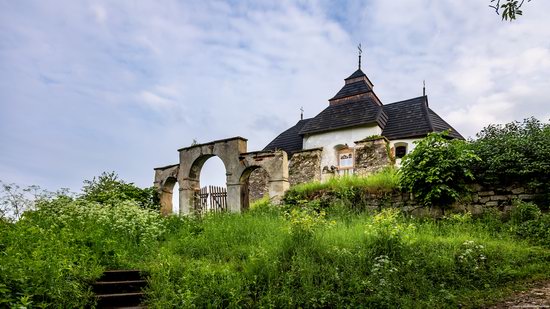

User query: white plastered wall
[302,125,382,176]
[389,138,421,166]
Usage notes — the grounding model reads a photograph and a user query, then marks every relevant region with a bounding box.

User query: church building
[261,56,463,183]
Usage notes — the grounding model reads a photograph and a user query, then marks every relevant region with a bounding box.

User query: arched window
[337,148,354,175]
[395,143,408,159]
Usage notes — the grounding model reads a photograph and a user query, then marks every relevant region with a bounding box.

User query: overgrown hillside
[1,118,549,308]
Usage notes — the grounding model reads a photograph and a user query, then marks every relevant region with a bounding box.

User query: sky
[1,0,550,192]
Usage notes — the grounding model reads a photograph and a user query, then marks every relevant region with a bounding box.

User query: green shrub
[471,118,550,206]
[509,201,549,247]
[514,214,550,247]
[510,200,541,225]
[0,196,166,307]
[365,208,414,259]
[81,171,160,210]
[399,131,480,209]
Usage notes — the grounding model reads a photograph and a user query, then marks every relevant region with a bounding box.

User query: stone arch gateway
[154,137,289,215]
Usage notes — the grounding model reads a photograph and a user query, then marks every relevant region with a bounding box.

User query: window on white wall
[395,144,408,159]
[337,149,354,175]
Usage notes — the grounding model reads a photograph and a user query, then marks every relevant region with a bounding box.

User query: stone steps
[93,270,147,308]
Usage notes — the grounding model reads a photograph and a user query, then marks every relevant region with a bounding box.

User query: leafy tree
[0,182,69,222]
[490,0,532,21]
[399,131,480,209]
[470,117,549,204]
[81,172,159,210]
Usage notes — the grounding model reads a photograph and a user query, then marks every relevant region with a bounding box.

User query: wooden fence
[194,186,227,213]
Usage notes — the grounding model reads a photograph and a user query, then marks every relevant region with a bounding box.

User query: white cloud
[90,4,107,24]
[1,0,549,190]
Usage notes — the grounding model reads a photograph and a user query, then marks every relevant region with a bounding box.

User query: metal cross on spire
[423,80,426,97]
[358,43,362,70]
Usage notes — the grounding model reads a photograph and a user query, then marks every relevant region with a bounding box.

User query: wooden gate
[194,186,227,213]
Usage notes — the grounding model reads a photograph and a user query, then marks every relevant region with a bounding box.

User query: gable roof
[428,108,464,139]
[381,96,464,140]
[263,119,311,156]
[299,97,388,135]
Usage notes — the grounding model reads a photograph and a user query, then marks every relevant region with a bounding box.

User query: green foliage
[471,118,550,205]
[509,200,550,247]
[2,172,550,308]
[364,208,415,259]
[490,0,532,21]
[283,168,400,211]
[399,131,480,208]
[510,200,541,224]
[81,171,159,210]
[286,207,332,241]
[0,193,165,307]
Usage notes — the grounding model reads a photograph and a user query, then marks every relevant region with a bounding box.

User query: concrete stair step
[93,280,147,294]
[93,270,148,308]
[96,292,144,308]
[99,270,143,282]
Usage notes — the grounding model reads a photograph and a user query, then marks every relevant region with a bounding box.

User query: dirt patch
[488,281,550,308]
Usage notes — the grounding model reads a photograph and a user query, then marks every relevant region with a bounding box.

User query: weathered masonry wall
[289,148,322,186]
[342,184,543,216]
[248,168,269,203]
[354,137,392,176]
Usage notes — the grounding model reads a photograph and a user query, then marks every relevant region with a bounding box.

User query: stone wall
[346,184,542,217]
[288,148,323,186]
[465,184,542,213]
[248,168,270,203]
[354,137,392,176]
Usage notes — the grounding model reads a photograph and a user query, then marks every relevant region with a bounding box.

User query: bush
[0,196,165,307]
[81,171,159,210]
[471,118,550,205]
[510,200,541,225]
[365,208,414,259]
[399,131,480,209]
[514,214,550,247]
[509,200,549,247]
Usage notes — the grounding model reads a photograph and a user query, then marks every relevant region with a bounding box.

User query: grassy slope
[1,197,549,308]
[139,209,550,308]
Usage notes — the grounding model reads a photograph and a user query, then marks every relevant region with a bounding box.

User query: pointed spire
[358,43,362,70]
[423,80,426,97]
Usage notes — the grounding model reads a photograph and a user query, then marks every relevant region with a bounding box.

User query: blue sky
[1,0,550,192]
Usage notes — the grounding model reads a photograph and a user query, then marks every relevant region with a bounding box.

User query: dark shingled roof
[299,97,387,135]
[345,69,368,80]
[428,108,464,139]
[330,81,372,101]
[262,67,464,151]
[263,119,311,156]
[381,96,464,140]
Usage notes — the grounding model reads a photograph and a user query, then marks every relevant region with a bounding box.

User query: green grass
[1,197,549,308]
[286,167,400,201]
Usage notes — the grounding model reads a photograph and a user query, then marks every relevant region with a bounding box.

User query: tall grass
[2,195,549,308]
[141,206,550,308]
[287,167,399,200]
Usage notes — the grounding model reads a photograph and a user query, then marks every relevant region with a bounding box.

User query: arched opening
[239,166,270,210]
[190,155,227,212]
[394,142,408,159]
[171,181,180,214]
[159,176,178,216]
